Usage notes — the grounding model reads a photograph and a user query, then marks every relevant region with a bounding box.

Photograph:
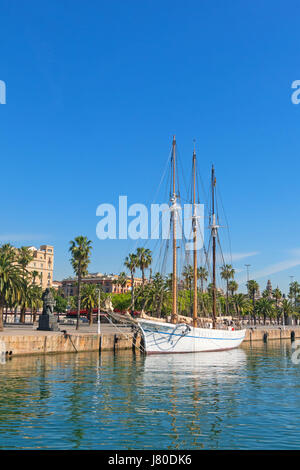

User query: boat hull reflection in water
[138,319,246,354]
[143,347,247,378]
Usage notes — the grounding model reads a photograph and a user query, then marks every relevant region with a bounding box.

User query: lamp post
[96,286,101,335]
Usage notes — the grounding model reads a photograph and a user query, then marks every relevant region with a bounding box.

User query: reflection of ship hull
[138,319,246,355]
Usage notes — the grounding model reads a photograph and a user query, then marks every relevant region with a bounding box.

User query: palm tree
[281,299,294,326]
[273,287,282,324]
[124,253,138,313]
[220,264,235,316]
[69,236,92,330]
[27,285,43,323]
[247,279,260,325]
[31,270,39,285]
[0,247,24,331]
[255,297,275,325]
[114,272,128,293]
[141,273,169,317]
[289,281,300,308]
[81,284,98,325]
[136,248,152,286]
[198,266,208,293]
[182,264,194,315]
[17,247,34,323]
[228,280,238,297]
[232,293,252,320]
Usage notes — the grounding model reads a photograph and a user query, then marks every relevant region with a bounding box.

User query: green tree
[289,281,300,308]
[247,280,260,325]
[220,264,235,316]
[255,297,275,325]
[124,253,138,313]
[136,248,152,286]
[17,247,34,323]
[31,270,39,285]
[281,299,294,325]
[232,293,252,320]
[228,280,238,297]
[182,265,194,315]
[69,236,92,330]
[273,287,282,324]
[113,272,128,292]
[27,285,43,322]
[81,284,98,325]
[198,266,208,293]
[0,246,24,331]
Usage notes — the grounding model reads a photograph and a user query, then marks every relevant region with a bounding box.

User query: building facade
[61,273,143,298]
[26,245,54,289]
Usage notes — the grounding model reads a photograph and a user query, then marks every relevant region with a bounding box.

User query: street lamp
[96,286,101,335]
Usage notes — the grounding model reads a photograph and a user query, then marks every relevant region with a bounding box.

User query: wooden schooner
[138,136,246,354]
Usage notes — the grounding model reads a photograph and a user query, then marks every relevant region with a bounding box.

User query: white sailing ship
[137,137,246,354]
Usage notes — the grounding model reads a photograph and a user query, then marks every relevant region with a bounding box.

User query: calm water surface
[0,340,299,449]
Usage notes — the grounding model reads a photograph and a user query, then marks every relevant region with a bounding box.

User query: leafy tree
[124,253,138,313]
[281,299,294,325]
[289,281,300,308]
[31,270,39,285]
[27,285,43,322]
[17,247,34,323]
[198,266,208,293]
[54,294,68,315]
[0,246,24,331]
[220,264,235,316]
[136,248,152,286]
[228,280,238,297]
[255,297,275,325]
[247,280,260,325]
[113,272,128,292]
[69,236,92,330]
[232,293,252,320]
[182,265,194,315]
[81,284,98,325]
[273,287,282,324]
[111,292,131,312]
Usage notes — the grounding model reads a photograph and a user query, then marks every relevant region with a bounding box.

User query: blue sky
[0,0,300,294]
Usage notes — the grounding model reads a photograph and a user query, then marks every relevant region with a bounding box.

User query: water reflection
[0,342,299,449]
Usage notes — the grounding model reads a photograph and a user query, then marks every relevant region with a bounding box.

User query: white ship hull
[138,319,246,354]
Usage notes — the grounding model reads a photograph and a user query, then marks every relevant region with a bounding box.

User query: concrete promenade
[0,323,299,357]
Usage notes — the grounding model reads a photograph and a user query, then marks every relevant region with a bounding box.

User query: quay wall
[0,327,299,357]
[0,332,139,357]
[244,327,300,342]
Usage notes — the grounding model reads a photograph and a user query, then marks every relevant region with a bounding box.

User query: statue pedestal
[37,313,60,331]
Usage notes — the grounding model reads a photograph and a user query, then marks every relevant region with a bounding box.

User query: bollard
[263,332,268,343]
[291,331,295,342]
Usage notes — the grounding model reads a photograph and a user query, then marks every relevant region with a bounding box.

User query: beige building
[61,272,143,297]
[26,245,54,289]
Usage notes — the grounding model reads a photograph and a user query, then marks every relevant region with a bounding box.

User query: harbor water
[0,340,299,449]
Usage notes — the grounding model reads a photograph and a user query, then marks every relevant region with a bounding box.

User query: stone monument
[37,288,60,331]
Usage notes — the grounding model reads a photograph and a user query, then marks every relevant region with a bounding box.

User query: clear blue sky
[0,0,300,294]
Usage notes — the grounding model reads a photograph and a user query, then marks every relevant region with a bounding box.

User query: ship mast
[211,165,217,329]
[192,145,197,328]
[171,136,177,324]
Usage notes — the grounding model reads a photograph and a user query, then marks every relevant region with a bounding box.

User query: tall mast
[211,165,217,328]
[171,136,177,324]
[192,145,198,328]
